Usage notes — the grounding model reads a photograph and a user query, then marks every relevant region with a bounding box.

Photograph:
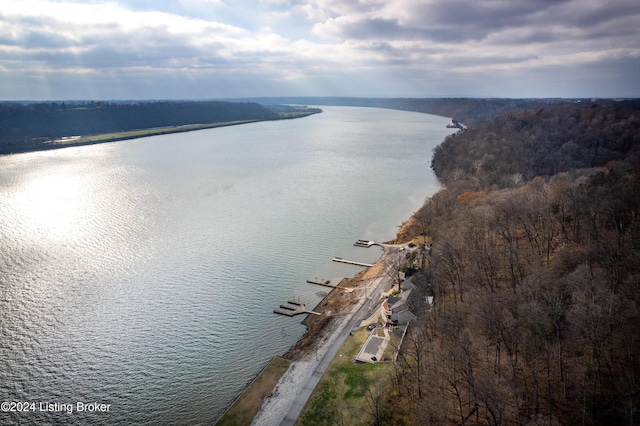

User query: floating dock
[354,239,375,247]
[332,257,374,267]
[274,299,321,317]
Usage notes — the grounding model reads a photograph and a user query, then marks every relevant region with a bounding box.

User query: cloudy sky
[1,0,639,100]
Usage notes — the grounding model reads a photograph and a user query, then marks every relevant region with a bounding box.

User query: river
[0,106,451,425]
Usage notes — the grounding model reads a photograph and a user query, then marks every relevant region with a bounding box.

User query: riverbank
[214,244,399,425]
[284,260,385,360]
[214,273,364,426]
[0,111,319,156]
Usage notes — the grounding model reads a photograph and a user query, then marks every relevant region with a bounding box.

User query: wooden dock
[274,300,321,317]
[306,279,338,288]
[332,257,374,267]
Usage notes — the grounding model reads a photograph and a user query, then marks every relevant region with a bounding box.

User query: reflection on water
[0,106,452,425]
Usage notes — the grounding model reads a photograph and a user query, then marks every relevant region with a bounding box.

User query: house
[381,287,416,326]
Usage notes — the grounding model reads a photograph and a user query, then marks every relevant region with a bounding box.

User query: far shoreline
[0,111,319,157]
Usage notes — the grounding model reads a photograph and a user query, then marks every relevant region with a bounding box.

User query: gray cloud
[0,0,638,99]
[313,0,640,45]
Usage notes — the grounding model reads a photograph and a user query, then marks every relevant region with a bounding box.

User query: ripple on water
[0,107,452,425]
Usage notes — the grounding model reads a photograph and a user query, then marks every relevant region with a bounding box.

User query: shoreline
[0,112,319,157]
[282,251,388,361]
[215,240,413,425]
[215,251,388,425]
[251,244,404,425]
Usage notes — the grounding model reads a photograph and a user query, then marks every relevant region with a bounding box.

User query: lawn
[296,328,391,426]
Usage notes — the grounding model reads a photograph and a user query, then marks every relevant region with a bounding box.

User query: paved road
[279,266,391,425]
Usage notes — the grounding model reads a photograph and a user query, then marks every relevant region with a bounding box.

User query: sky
[1,0,639,100]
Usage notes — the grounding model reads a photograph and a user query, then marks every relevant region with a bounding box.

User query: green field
[54,112,316,147]
[297,328,392,426]
[57,120,258,145]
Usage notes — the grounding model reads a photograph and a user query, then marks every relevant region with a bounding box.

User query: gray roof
[388,288,416,324]
[391,308,416,324]
[388,288,412,311]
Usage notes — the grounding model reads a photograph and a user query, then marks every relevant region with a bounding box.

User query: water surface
[0,106,451,424]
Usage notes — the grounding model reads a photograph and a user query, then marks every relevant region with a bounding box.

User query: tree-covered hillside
[432,101,640,185]
[387,101,640,425]
[233,96,583,125]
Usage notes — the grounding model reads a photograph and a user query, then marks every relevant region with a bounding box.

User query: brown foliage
[386,102,640,425]
[432,100,640,188]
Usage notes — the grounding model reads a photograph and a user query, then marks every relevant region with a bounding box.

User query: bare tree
[361,378,386,426]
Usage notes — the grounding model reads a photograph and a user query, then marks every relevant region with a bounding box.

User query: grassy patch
[56,113,315,147]
[62,121,257,145]
[297,328,390,426]
[335,361,376,399]
[277,112,317,119]
[215,357,291,426]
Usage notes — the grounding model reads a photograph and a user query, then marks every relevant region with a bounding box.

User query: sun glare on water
[23,174,83,238]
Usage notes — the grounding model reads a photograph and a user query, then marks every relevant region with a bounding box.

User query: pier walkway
[306,279,338,288]
[331,257,374,267]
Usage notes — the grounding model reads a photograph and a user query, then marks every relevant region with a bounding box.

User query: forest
[0,100,304,154]
[230,96,576,125]
[2,97,606,156]
[383,100,640,425]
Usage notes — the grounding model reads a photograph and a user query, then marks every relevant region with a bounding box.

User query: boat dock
[274,300,321,317]
[332,257,374,267]
[274,244,375,317]
[306,279,338,288]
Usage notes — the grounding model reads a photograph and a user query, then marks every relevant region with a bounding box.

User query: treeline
[432,100,640,184]
[231,96,582,125]
[0,100,281,154]
[385,102,640,425]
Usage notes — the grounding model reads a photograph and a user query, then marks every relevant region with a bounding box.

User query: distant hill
[432,100,640,184]
[229,96,605,125]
